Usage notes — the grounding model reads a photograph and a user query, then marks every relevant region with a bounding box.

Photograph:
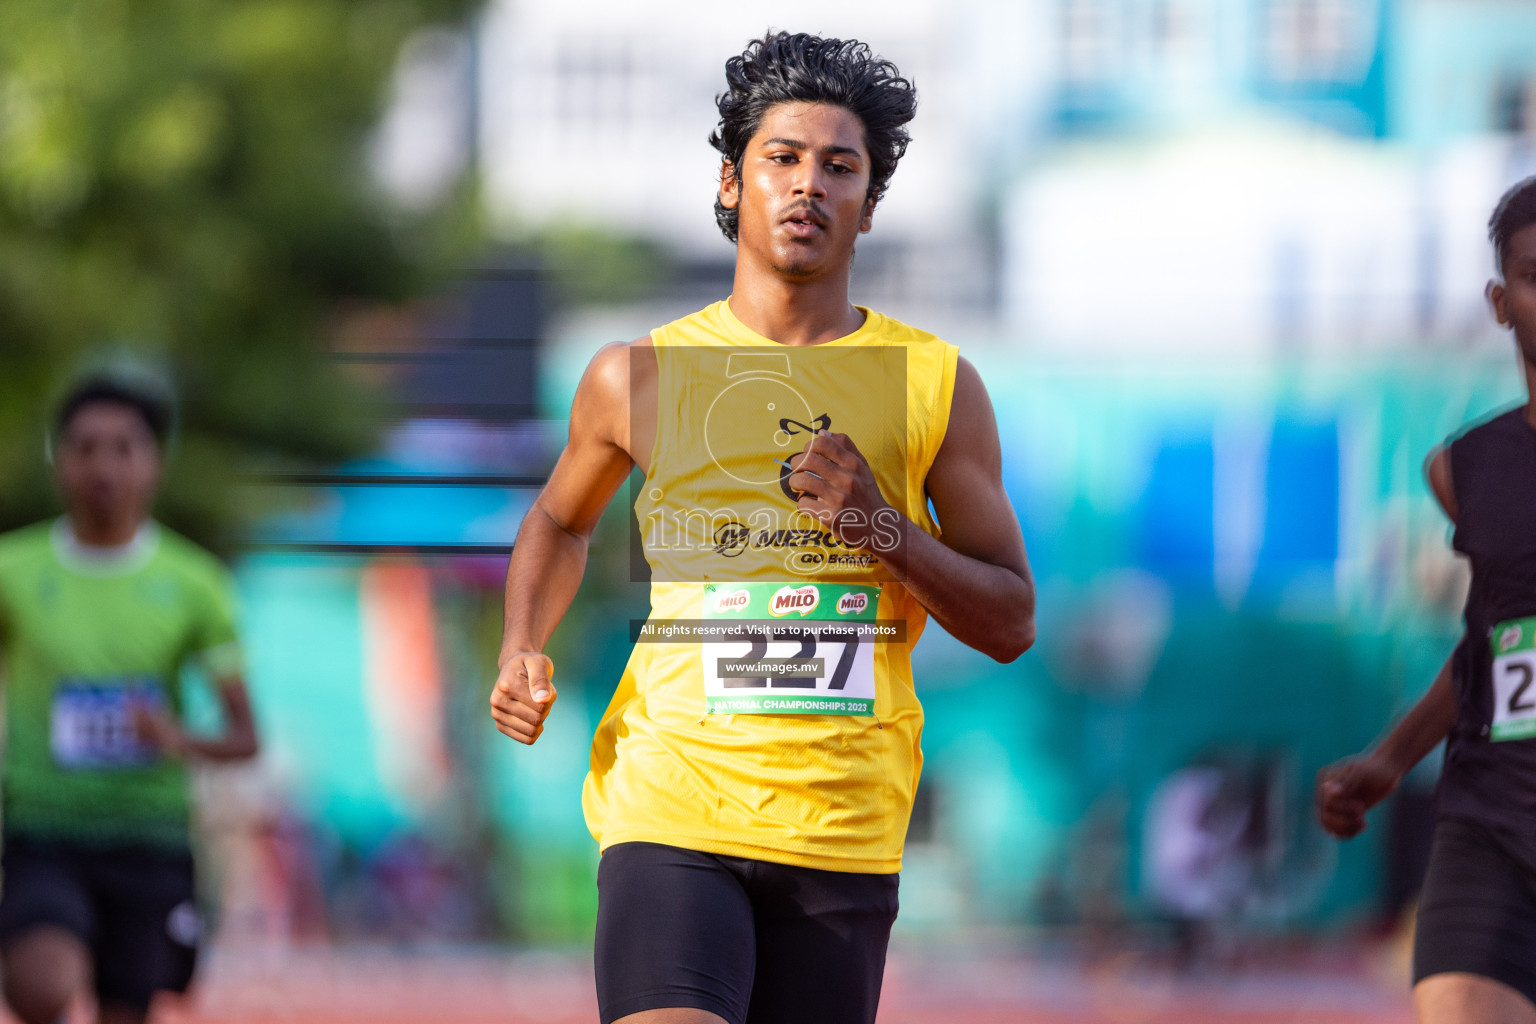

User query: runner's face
[54,403,161,527]
[1493,223,1536,365]
[721,102,875,279]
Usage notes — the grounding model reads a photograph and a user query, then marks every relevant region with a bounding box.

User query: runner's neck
[53,517,160,575]
[724,271,865,347]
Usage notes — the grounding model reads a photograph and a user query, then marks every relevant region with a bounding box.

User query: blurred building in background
[213,268,566,946]
[1008,0,1536,357]
[215,0,1536,956]
[474,0,1031,315]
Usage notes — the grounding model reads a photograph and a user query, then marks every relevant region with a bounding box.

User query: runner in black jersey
[1317,175,1536,1024]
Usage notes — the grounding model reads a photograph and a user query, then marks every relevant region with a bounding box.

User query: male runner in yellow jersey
[489,32,1035,1024]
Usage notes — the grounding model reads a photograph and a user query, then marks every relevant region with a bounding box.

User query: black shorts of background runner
[0,834,200,1012]
[595,841,899,1024]
[1414,814,1536,1004]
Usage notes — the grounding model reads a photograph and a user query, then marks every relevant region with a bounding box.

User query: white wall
[1002,120,1534,356]
[476,0,1044,258]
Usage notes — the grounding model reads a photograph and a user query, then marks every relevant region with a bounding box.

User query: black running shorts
[595,841,899,1024]
[0,834,201,1012]
[1414,815,1536,1004]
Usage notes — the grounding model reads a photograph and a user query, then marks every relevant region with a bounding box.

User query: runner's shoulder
[1431,406,1530,522]
[1424,446,1455,522]
[153,526,236,594]
[1447,405,1526,450]
[862,309,963,391]
[0,521,58,572]
[863,308,950,349]
[580,337,654,404]
[1438,405,1531,479]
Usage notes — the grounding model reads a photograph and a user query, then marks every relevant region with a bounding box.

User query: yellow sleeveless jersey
[581,299,959,873]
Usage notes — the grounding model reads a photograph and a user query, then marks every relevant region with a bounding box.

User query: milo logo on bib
[702,581,880,715]
[712,588,751,615]
[1501,624,1524,653]
[769,585,820,617]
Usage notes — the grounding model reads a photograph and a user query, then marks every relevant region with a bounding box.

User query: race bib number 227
[703,582,880,716]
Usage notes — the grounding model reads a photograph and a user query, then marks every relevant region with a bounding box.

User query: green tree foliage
[525,221,678,310]
[0,0,480,550]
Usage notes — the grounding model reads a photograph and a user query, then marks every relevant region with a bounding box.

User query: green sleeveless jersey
[0,520,241,849]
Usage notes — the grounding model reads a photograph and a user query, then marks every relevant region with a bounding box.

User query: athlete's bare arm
[1316,445,1459,838]
[489,340,656,746]
[1316,654,1456,838]
[133,675,259,761]
[788,357,1034,663]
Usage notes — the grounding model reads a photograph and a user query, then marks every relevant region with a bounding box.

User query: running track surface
[47,941,1414,1024]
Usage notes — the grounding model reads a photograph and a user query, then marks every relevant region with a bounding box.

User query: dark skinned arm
[786,357,1035,662]
[488,341,642,745]
[1316,445,1459,838]
[137,675,260,761]
[1316,654,1457,838]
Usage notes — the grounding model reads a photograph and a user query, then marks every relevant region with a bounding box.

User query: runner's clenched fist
[784,430,901,554]
[490,651,557,745]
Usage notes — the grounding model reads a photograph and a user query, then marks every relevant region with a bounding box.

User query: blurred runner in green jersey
[0,372,259,1024]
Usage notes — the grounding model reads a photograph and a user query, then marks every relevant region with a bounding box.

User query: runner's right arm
[489,342,642,746]
[1316,446,1460,838]
[1317,653,1458,838]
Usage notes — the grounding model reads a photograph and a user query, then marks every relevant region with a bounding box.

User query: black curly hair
[55,376,173,448]
[709,31,917,244]
[1491,175,1536,275]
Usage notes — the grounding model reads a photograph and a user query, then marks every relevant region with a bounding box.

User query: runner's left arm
[139,673,260,761]
[787,357,1034,662]
[135,570,260,762]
